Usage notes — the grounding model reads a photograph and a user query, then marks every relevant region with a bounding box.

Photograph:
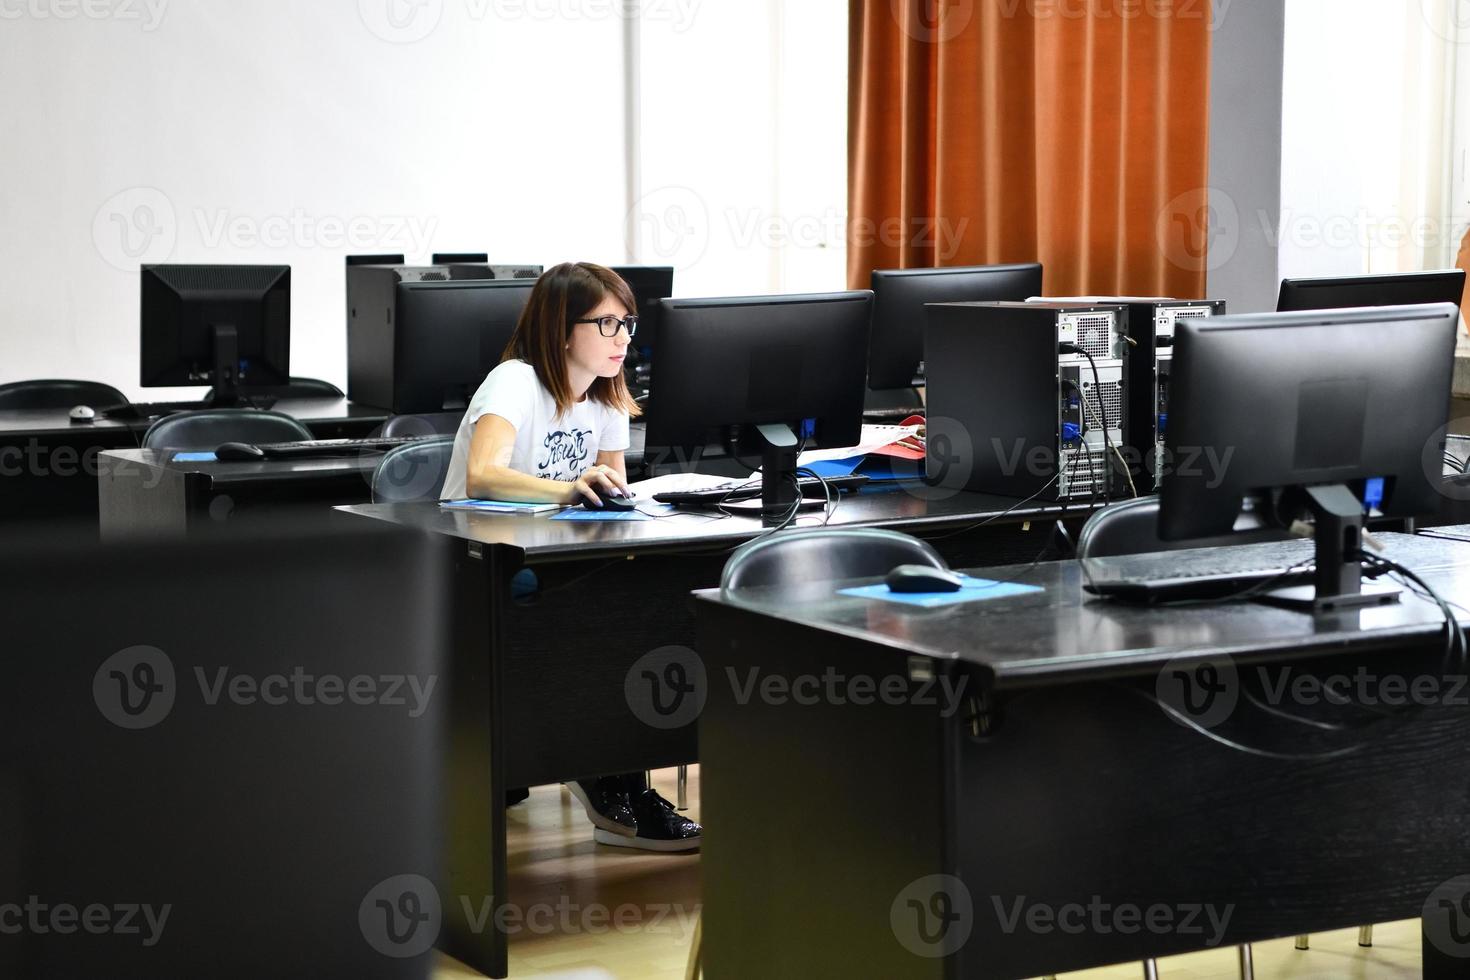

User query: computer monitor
[867,263,1044,391]
[433,252,489,264]
[1276,269,1465,312]
[393,279,535,413]
[645,291,871,518]
[140,264,291,404]
[1160,303,1459,608]
[608,266,675,356]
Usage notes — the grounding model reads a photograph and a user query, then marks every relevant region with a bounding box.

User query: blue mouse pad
[839,576,1043,608]
[550,509,654,523]
[173,452,218,463]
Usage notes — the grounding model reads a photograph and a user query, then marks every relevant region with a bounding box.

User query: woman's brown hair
[501,262,643,419]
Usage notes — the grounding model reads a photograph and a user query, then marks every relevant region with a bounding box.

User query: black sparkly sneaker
[565,777,637,838]
[594,788,702,852]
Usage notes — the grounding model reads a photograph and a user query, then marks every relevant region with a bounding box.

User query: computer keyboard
[1082,539,1318,602]
[654,474,870,506]
[217,436,432,461]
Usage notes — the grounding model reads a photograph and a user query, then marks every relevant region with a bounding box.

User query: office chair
[0,379,128,411]
[1075,496,1295,560]
[204,376,344,401]
[142,410,313,451]
[371,437,454,503]
[381,412,463,439]
[720,527,946,593]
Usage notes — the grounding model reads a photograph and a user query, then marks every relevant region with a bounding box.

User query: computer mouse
[884,564,965,594]
[214,442,267,462]
[581,493,638,512]
[68,405,95,424]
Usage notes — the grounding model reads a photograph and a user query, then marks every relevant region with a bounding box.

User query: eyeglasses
[573,315,639,338]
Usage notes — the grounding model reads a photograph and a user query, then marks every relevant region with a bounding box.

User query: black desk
[98,449,379,538]
[337,489,1106,978]
[0,397,390,524]
[693,532,1470,978]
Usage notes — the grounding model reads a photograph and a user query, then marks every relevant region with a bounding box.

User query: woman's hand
[569,463,631,506]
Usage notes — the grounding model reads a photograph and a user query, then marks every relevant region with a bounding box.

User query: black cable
[924,470,1064,542]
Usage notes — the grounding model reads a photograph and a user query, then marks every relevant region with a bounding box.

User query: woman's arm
[465,415,631,504]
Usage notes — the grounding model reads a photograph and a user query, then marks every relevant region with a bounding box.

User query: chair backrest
[721,528,947,594]
[205,377,345,400]
[382,412,463,439]
[1076,496,1294,559]
[0,379,128,411]
[372,438,455,503]
[142,410,314,451]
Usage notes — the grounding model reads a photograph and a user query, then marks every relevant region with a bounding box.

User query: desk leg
[438,543,510,979]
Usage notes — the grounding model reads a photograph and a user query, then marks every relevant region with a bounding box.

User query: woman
[442,261,701,852]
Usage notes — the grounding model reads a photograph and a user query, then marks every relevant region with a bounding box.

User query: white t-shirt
[440,359,632,500]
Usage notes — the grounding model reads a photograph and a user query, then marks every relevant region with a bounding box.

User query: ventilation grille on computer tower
[1080,381,1124,430]
[1072,314,1116,360]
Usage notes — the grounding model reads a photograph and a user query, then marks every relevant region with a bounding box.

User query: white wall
[0,0,847,401]
[636,0,848,298]
[1,2,629,398]
[1279,0,1458,282]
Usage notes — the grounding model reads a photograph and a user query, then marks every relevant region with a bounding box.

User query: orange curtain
[849,0,1213,298]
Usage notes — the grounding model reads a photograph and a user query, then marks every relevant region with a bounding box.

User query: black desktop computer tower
[445,263,543,281]
[346,265,502,412]
[924,302,1130,502]
[1120,299,1226,491]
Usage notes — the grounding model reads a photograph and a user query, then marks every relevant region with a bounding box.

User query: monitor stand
[756,423,800,525]
[1260,484,1400,611]
[208,324,243,407]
